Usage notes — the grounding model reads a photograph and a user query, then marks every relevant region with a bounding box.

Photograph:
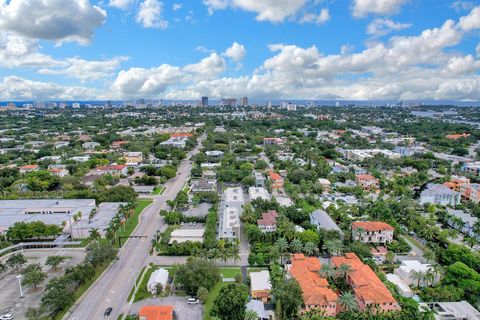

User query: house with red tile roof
[257,210,278,233]
[443,177,470,192]
[263,137,284,146]
[138,306,173,320]
[445,133,470,140]
[268,170,284,189]
[170,133,193,138]
[352,221,394,244]
[331,253,401,313]
[19,164,39,174]
[355,174,380,190]
[94,164,128,176]
[288,253,338,316]
[111,140,129,149]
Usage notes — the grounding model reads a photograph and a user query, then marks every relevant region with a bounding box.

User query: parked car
[0,314,14,320]
[187,297,200,304]
[104,307,112,318]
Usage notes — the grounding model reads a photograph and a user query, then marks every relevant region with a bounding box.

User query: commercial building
[331,253,401,313]
[169,228,205,244]
[352,221,394,244]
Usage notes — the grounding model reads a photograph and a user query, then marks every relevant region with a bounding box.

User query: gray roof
[246,299,268,319]
[310,209,341,232]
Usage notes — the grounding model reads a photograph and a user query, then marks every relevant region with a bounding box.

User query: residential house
[191,179,216,193]
[419,301,480,320]
[352,221,394,244]
[371,246,388,262]
[246,300,269,320]
[254,171,266,187]
[218,187,244,240]
[123,152,143,164]
[250,270,272,302]
[82,142,100,150]
[268,171,284,189]
[138,306,173,320]
[331,253,401,313]
[111,140,129,149]
[419,184,461,206]
[263,137,283,146]
[395,260,433,287]
[19,164,39,174]
[446,208,479,240]
[49,167,69,177]
[147,268,169,294]
[310,209,341,234]
[460,183,480,204]
[443,177,470,192]
[356,174,380,191]
[288,253,338,316]
[249,187,271,201]
[94,164,128,176]
[445,133,470,140]
[257,210,278,233]
[318,178,331,192]
[206,150,224,160]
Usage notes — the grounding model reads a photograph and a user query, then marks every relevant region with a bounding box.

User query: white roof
[398,260,431,273]
[224,187,244,203]
[169,228,205,244]
[250,270,272,292]
[248,187,270,201]
[386,273,413,296]
[147,268,169,288]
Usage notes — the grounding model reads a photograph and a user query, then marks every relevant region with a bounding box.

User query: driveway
[396,236,425,263]
[125,296,202,320]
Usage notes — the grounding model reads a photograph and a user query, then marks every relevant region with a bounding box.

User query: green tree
[244,310,258,320]
[174,258,221,294]
[197,286,209,303]
[273,278,303,320]
[22,264,47,289]
[46,256,67,271]
[6,253,27,271]
[338,291,358,311]
[211,283,249,320]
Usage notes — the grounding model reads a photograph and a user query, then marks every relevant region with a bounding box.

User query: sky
[0,0,480,101]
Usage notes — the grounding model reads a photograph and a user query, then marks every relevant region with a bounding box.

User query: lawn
[127,266,147,301]
[218,267,241,279]
[203,281,229,320]
[152,186,165,195]
[116,199,153,246]
[247,267,268,275]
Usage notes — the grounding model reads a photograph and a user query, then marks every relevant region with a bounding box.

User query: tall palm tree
[88,228,101,248]
[275,237,289,264]
[464,236,477,248]
[338,292,358,311]
[324,239,343,256]
[319,264,334,279]
[419,305,437,320]
[411,270,425,288]
[290,238,303,253]
[337,263,352,280]
[303,242,317,256]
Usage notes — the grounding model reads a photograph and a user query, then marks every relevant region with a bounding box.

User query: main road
[66,134,205,320]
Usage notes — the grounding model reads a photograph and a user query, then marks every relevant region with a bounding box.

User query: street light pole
[16,275,23,298]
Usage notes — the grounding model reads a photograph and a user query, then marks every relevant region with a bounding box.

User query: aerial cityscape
[0,1,480,320]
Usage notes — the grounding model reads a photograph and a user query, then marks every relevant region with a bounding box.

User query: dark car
[104,307,112,318]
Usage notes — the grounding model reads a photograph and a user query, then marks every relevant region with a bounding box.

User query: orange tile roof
[138,306,173,320]
[331,253,398,306]
[356,174,377,181]
[352,221,394,232]
[170,133,193,138]
[97,164,127,171]
[290,254,338,307]
[20,164,38,169]
[446,133,470,140]
[268,171,282,181]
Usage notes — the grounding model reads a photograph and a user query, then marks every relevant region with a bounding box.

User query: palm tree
[411,270,425,288]
[303,242,318,256]
[464,236,477,248]
[88,228,101,248]
[244,310,258,320]
[337,263,352,279]
[229,244,241,263]
[324,239,343,256]
[338,292,358,311]
[275,237,289,264]
[319,264,334,279]
[353,227,365,241]
[419,305,437,320]
[430,264,443,285]
[290,238,303,253]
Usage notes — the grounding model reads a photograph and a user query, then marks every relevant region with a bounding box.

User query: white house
[419,184,461,206]
[395,260,433,287]
[147,268,169,294]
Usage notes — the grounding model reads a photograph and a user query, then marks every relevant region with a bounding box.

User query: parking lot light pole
[16,275,23,298]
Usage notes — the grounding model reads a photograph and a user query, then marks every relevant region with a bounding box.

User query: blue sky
[0,0,480,101]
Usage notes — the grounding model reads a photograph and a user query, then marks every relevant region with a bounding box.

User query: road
[66,134,205,320]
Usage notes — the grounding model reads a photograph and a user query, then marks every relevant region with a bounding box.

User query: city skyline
[0,0,480,101]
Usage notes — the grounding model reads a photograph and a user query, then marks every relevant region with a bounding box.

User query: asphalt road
[65,134,205,320]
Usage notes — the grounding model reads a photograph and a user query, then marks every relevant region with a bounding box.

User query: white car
[0,314,14,320]
[187,298,200,304]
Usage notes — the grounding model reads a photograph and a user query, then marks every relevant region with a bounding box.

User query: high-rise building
[221,98,237,107]
[72,102,80,109]
[240,96,248,107]
[201,96,208,107]
[267,101,272,109]
[34,101,45,109]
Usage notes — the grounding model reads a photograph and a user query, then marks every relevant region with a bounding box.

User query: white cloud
[0,76,100,101]
[458,6,480,31]
[0,0,106,45]
[367,18,411,37]
[223,42,246,62]
[301,8,330,25]
[136,0,168,29]
[451,1,476,12]
[0,33,62,68]
[184,53,227,78]
[173,3,183,11]
[204,0,307,23]
[351,0,410,18]
[109,0,134,10]
[39,56,129,82]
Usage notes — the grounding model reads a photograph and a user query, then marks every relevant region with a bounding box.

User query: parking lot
[0,249,85,320]
[127,296,203,320]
